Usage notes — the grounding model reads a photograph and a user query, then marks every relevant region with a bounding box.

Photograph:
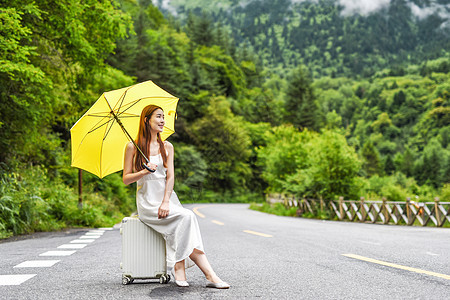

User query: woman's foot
[171,268,189,287]
[205,273,230,289]
[175,280,189,287]
[206,281,230,289]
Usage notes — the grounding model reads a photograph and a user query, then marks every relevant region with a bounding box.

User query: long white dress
[136,153,204,270]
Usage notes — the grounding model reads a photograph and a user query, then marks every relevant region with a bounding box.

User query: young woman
[123,105,229,289]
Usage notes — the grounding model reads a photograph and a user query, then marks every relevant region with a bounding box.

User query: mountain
[154,0,450,77]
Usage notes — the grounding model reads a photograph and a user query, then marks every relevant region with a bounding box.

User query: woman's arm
[158,141,174,219]
[122,142,155,185]
[163,141,175,202]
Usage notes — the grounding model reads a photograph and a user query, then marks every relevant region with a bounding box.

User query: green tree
[384,155,395,175]
[361,141,382,177]
[188,97,252,192]
[257,125,310,192]
[284,66,323,131]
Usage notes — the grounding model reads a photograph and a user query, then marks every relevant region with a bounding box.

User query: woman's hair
[134,105,168,171]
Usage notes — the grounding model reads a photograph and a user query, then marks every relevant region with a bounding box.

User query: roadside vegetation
[1,1,448,238]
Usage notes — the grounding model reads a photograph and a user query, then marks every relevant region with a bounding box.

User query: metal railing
[266,194,450,227]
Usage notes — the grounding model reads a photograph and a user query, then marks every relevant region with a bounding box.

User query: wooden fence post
[320,196,324,212]
[434,197,441,227]
[78,169,83,209]
[339,196,344,220]
[382,197,388,224]
[360,197,366,222]
[406,197,412,225]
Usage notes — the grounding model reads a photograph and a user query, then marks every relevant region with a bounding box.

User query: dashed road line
[243,230,273,238]
[342,254,450,281]
[79,235,100,239]
[70,239,95,243]
[0,274,37,286]
[193,206,206,218]
[39,250,77,256]
[57,244,87,249]
[211,220,224,225]
[14,260,60,268]
[1,227,113,286]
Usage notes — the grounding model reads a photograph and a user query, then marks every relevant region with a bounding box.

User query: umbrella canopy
[70,80,179,178]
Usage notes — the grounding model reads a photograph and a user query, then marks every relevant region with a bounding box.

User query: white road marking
[0,274,37,286]
[70,239,95,243]
[88,230,105,234]
[84,232,103,236]
[243,230,273,238]
[57,244,87,249]
[39,251,76,256]
[211,220,224,225]
[79,235,100,239]
[98,227,113,230]
[426,252,439,256]
[360,241,381,246]
[14,260,60,268]
[343,254,450,280]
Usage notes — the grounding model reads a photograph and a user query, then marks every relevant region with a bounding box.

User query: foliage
[188,97,252,192]
[0,166,125,239]
[158,0,450,78]
[249,202,297,217]
[1,0,449,238]
[284,65,323,131]
[258,127,361,199]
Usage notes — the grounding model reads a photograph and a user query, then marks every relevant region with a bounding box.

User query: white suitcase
[120,216,170,285]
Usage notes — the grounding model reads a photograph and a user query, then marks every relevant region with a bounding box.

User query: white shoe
[206,281,230,289]
[175,280,189,287]
[171,269,189,287]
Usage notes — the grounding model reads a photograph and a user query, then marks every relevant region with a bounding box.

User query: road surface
[1,203,449,299]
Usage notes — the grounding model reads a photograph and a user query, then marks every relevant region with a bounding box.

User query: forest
[0,0,449,238]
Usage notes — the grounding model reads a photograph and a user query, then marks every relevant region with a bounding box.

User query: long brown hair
[134,105,168,171]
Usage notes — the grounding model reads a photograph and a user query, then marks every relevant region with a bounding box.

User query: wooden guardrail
[266,194,450,227]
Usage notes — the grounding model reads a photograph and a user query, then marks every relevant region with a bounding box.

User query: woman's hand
[158,201,169,219]
[145,162,158,172]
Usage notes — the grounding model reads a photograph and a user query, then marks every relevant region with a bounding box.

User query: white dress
[136,153,204,270]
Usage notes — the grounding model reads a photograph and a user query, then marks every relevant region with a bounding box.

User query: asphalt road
[1,203,449,299]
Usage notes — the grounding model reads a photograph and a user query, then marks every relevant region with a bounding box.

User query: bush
[249,202,297,217]
[0,165,129,239]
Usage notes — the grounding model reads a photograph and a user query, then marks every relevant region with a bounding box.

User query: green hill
[156,0,450,77]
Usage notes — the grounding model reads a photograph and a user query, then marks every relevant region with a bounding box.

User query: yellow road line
[243,230,273,238]
[342,254,450,281]
[193,206,206,218]
[211,220,224,225]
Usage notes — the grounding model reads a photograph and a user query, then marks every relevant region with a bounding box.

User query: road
[1,203,449,299]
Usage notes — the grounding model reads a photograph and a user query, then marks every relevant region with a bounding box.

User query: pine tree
[284,66,323,131]
[384,155,395,175]
[361,141,382,177]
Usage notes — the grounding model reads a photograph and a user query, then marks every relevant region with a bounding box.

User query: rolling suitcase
[120,216,170,285]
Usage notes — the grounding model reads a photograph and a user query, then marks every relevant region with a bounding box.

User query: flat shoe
[175,280,189,287]
[206,281,230,289]
[171,269,189,287]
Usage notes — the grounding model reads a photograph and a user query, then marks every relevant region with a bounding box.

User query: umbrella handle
[143,163,156,173]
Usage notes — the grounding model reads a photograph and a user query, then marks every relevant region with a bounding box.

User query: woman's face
[147,108,165,133]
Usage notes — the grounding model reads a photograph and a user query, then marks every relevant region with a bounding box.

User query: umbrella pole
[110,111,155,173]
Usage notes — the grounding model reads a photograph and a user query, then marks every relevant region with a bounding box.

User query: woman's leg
[173,260,186,281]
[189,249,222,283]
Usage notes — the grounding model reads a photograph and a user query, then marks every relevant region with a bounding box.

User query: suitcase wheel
[159,274,170,284]
[122,275,133,285]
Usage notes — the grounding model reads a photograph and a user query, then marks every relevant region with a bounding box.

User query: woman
[123,105,229,289]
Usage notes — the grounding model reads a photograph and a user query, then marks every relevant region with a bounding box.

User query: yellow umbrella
[70,80,179,178]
